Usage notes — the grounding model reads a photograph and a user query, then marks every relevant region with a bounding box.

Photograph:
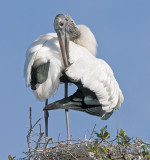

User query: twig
[84,135,88,146]
[104,139,111,145]
[27,107,42,160]
[117,128,119,144]
[35,132,44,150]
[32,118,42,130]
[28,118,42,136]
[109,137,118,144]
[43,138,53,152]
[58,133,61,143]
[39,124,41,135]
[111,155,124,159]
[89,124,96,140]
[67,150,78,160]
[27,107,32,160]
[30,107,32,129]
[138,139,150,146]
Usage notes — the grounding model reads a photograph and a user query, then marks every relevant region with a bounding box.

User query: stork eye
[60,22,64,26]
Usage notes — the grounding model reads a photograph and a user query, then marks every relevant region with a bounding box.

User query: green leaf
[101,126,107,136]
[142,145,150,157]
[120,128,126,137]
[88,139,99,153]
[147,155,150,158]
[88,144,94,151]
[118,129,131,145]
[142,145,148,152]
[103,132,110,140]
[94,126,110,141]
[100,146,107,154]
[94,139,98,147]
[8,155,13,160]
[94,131,101,138]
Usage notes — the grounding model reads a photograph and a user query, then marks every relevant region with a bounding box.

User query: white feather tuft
[74,25,97,56]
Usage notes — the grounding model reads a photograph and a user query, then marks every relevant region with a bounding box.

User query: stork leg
[44,99,49,140]
[65,83,71,143]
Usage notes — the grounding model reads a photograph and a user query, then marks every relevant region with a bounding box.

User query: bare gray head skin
[54,14,81,67]
[54,14,80,41]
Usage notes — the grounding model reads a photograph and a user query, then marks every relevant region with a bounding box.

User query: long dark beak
[57,30,70,68]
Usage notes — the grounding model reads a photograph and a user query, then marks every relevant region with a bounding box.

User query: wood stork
[24,14,97,140]
[44,14,124,120]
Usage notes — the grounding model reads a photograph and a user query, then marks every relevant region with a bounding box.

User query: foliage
[8,155,15,160]
[117,128,131,145]
[88,139,99,154]
[141,145,150,159]
[94,125,110,141]
[88,126,150,160]
[88,126,110,155]
[99,146,107,154]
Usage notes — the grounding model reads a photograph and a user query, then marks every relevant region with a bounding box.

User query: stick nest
[20,137,150,160]
[15,107,150,160]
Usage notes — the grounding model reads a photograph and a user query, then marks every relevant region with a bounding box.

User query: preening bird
[24,14,124,142]
[24,15,97,100]
[24,14,97,139]
[44,14,124,120]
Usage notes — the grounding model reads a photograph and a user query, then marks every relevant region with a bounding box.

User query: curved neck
[73,25,97,56]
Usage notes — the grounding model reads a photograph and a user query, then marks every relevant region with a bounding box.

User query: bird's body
[24,25,97,100]
[25,14,124,120]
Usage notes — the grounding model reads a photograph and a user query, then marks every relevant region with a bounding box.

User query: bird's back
[24,33,64,100]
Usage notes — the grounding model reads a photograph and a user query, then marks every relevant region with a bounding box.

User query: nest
[32,141,93,160]
[16,108,149,160]
[19,137,149,160]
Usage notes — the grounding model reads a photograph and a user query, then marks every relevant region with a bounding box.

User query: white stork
[24,14,97,139]
[44,14,124,120]
[24,18,97,100]
[25,14,123,140]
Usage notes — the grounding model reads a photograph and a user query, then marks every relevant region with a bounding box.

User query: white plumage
[25,33,63,100]
[66,44,124,112]
[24,25,97,100]
[24,24,123,114]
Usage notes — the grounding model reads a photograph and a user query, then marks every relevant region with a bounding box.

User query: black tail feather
[43,89,114,119]
[43,97,106,119]
[31,61,50,90]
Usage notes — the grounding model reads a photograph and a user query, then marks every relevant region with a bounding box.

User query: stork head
[54,14,80,67]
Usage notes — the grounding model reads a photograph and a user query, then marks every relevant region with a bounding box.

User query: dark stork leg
[44,99,49,139]
[65,83,71,144]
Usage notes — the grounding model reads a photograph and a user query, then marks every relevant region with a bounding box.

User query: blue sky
[0,0,150,159]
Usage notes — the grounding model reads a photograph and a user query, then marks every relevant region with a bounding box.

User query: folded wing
[24,33,64,100]
[65,49,124,113]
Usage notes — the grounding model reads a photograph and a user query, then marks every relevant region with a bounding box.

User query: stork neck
[74,25,97,56]
[68,27,81,42]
